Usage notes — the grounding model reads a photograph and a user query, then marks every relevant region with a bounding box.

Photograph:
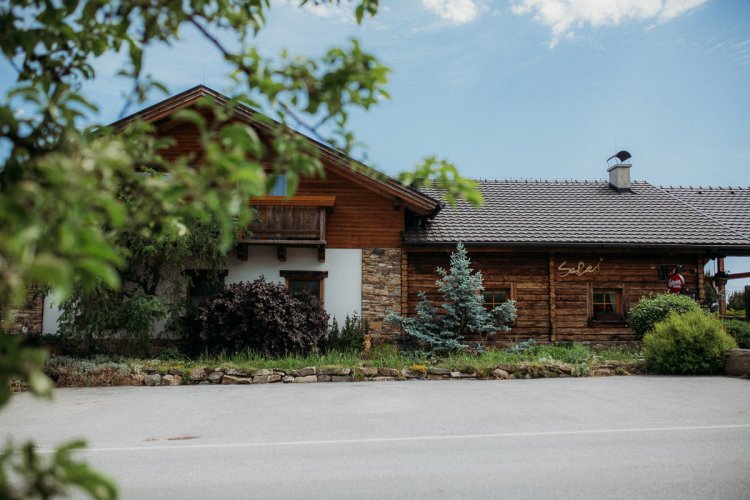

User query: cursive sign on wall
[558,259,603,278]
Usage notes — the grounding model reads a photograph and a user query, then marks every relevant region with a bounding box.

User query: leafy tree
[387,243,517,354]
[0,0,483,497]
[58,217,226,355]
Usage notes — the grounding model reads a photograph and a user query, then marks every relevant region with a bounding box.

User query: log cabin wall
[406,249,705,344]
[406,251,551,344]
[552,252,702,342]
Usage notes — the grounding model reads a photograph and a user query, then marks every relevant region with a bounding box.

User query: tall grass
[47,343,643,376]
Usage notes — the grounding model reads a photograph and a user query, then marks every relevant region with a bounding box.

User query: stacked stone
[134,361,643,386]
[2,289,44,334]
[361,248,402,341]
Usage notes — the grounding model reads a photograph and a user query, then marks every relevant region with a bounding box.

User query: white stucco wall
[227,247,362,324]
[39,246,362,334]
[42,296,63,335]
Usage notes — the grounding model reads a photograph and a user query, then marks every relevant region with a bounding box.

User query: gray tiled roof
[662,186,750,240]
[404,180,750,248]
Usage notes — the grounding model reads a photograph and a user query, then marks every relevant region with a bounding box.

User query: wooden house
[10,86,750,345]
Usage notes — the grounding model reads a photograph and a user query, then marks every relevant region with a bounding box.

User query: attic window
[269,174,287,196]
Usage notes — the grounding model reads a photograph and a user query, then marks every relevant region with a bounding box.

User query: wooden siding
[406,252,551,344]
[156,120,204,164]
[293,168,404,248]
[406,250,704,343]
[155,119,404,249]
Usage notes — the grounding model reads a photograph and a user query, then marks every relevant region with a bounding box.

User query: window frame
[483,284,517,326]
[589,286,626,324]
[483,287,513,311]
[279,270,328,304]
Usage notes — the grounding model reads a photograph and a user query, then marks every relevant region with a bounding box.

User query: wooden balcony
[236,196,335,262]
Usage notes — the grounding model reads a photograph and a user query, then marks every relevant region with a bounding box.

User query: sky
[2,0,749,293]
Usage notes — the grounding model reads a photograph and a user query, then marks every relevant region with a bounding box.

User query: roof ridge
[653,185,750,243]
[470,178,651,184]
[661,185,750,191]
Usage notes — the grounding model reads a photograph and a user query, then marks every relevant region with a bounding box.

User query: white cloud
[512,0,708,47]
[280,0,355,23]
[421,0,481,25]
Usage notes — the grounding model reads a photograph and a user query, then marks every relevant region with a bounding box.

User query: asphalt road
[2,376,749,499]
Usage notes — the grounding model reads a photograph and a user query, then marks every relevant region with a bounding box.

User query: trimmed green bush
[725,319,750,349]
[628,293,701,339]
[643,311,736,374]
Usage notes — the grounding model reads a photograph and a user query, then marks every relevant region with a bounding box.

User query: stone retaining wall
[132,362,643,386]
[361,248,402,341]
[725,348,750,377]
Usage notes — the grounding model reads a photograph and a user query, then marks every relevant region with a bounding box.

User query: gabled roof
[110,85,441,216]
[405,180,750,252]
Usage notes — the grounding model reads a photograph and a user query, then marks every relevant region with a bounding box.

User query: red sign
[667,273,685,293]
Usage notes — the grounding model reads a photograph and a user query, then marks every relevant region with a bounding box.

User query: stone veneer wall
[1,288,44,334]
[361,248,402,341]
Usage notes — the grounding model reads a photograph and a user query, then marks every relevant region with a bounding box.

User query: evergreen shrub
[724,319,750,349]
[387,242,517,354]
[320,313,368,353]
[628,293,701,339]
[642,310,736,374]
[195,277,328,356]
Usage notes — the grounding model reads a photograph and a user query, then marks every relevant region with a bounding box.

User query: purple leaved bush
[196,277,328,356]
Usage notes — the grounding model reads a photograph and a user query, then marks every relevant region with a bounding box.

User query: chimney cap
[607,150,631,165]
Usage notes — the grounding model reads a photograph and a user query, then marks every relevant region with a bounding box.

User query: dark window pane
[289,279,321,299]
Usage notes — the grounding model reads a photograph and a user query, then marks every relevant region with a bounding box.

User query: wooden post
[401,252,409,317]
[549,252,556,342]
[718,257,727,319]
[696,258,705,302]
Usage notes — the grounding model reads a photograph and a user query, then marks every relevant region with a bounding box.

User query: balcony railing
[236,197,335,262]
[240,205,325,244]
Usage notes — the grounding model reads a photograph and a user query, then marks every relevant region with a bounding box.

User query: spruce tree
[387,242,517,354]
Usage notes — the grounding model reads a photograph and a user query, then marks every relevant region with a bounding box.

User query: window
[592,288,623,321]
[186,270,227,308]
[269,174,286,196]
[483,288,511,310]
[280,270,328,303]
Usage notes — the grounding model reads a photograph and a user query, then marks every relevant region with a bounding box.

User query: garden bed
[30,344,647,388]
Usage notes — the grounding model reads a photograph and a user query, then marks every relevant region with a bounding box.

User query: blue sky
[3,0,749,293]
